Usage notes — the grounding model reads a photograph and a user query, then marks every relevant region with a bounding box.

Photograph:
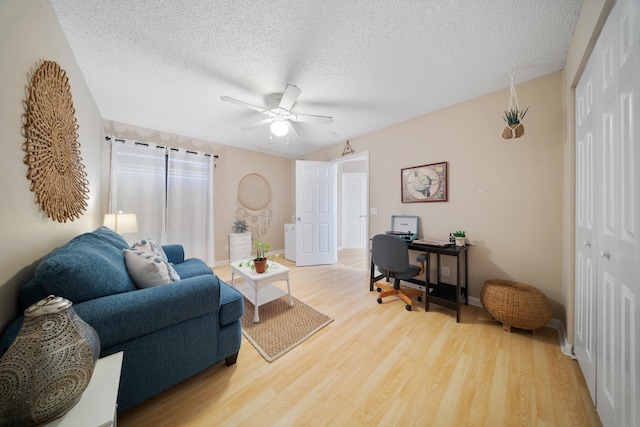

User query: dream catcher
[236,173,273,240]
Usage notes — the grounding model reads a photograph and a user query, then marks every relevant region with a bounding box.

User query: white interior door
[295,160,337,266]
[341,173,366,249]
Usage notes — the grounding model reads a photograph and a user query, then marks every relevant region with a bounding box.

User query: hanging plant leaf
[503,106,529,125]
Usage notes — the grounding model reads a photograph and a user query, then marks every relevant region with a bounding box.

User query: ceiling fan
[221,84,333,137]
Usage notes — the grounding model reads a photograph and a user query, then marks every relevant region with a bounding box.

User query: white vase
[455,237,466,246]
[0,295,100,425]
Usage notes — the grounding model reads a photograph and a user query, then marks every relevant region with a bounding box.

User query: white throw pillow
[131,239,180,281]
[123,249,171,288]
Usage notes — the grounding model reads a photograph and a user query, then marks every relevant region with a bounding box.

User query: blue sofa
[0,226,244,413]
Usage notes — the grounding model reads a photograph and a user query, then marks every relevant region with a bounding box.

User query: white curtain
[166,148,215,265]
[109,138,215,265]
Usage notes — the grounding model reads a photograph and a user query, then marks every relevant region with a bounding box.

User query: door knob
[583,240,591,247]
[599,251,610,259]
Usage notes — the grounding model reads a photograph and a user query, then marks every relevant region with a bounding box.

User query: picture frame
[401,161,448,203]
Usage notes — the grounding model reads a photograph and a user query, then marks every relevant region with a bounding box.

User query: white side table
[230,261,293,322]
[45,351,123,427]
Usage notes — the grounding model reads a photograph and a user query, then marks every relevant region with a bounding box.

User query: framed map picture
[401,161,448,203]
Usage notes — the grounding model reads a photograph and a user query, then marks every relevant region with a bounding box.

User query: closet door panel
[616,2,639,426]
[595,9,621,424]
[575,64,597,400]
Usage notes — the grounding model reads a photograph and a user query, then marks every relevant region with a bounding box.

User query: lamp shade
[103,212,138,234]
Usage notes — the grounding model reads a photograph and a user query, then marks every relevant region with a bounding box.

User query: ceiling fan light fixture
[270,119,288,136]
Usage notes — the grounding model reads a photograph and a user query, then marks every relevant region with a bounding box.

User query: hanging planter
[502,70,529,140]
[502,107,528,139]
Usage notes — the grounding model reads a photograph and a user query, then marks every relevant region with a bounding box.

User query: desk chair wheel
[376,287,382,292]
[406,304,412,311]
[417,296,422,302]
[377,298,383,304]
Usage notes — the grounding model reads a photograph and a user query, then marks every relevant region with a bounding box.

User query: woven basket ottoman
[480,279,552,333]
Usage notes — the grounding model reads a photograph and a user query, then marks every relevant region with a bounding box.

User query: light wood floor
[118,258,602,427]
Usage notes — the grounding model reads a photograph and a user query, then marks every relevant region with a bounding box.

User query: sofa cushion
[92,225,130,249]
[35,231,136,303]
[173,258,213,279]
[124,249,172,288]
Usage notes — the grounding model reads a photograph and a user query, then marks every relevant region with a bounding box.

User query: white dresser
[229,232,252,262]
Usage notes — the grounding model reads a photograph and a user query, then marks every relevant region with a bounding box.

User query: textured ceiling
[50,0,582,158]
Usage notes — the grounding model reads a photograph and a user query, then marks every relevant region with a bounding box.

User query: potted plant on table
[251,240,271,273]
[453,230,466,247]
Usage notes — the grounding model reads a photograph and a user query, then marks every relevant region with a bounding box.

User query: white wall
[0,0,104,331]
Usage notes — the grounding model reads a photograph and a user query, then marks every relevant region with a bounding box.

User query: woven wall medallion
[23,61,89,223]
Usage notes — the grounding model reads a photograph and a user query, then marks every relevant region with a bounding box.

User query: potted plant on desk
[453,230,466,247]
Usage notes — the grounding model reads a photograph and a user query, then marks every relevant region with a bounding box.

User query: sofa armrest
[162,244,185,265]
[73,274,221,349]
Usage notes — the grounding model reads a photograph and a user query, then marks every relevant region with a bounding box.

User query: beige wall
[102,121,293,265]
[304,73,565,315]
[0,0,104,331]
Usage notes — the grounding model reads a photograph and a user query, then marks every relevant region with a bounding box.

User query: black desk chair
[370,234,426,311]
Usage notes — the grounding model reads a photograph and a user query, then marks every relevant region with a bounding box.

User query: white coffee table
[230,260,293,322]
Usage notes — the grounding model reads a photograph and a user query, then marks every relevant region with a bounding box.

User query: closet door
[575,0,639,425]
[575,59,597,402]
[596,2,639,425]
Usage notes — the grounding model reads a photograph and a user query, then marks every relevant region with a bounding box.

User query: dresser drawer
[231,242,252,255]
[229,233,252,262]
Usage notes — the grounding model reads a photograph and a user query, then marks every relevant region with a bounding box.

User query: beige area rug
[241,296,333,362]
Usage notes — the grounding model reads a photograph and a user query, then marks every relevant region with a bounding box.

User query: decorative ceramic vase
[253,258,267,273]
[455,237,466,247]
[0,295,100,426]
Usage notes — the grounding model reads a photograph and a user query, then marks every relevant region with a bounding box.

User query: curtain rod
[105,136,219,158]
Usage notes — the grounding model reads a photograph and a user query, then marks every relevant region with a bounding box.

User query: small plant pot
[253,258,267,273]
[502,123,525,139]
[455,237,466,247]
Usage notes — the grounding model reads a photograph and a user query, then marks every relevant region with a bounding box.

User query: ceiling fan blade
[278,84,301,111]
[242,117,273,130]
[287,121,301,138]
[292,114,333,124]
[221,96,267,113]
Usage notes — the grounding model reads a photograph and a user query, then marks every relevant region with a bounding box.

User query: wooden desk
[408,242,470,322]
